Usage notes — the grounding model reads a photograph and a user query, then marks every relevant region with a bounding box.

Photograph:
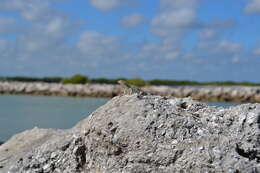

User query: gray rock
[0,95,259,172]
[2,81,260,102]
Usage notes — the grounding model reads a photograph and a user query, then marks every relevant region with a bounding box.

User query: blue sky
[0,0,260,82]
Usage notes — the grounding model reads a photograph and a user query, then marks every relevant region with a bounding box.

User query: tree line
[0,75,260,87]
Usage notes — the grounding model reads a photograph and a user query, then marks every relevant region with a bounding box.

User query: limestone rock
[0,95,259,172]
[2,82,260,102]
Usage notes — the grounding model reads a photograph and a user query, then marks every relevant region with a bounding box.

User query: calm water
[0,95,239,142]
[0,95,109,142]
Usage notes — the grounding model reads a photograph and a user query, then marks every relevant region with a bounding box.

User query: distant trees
[0,76,63,83]
[90,78,127,84]
[1,75,260,86]
[62,74,89,84]
[43,77,63,83]
[90,78,118,84]
[149,79,200,86]
[127,78,147,87]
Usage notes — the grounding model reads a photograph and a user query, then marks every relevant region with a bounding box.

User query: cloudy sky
[0,0,260,81]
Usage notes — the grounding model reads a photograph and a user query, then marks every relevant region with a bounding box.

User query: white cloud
[147,0,200,61]
[138,39,182,60]
[89,0,123,11]
[146,0,199,61]
[159,0,198,11]
[199,29,218,40]
[192,40,243,65]
[152,11,197,37]
[152,9,196,37]
[14,14,76,54]
[198,19,235,40]
[151,0,234,40]
[0,17,16,33]
[207,19,235,28]
[148,0,239,64]
[0,0,53,21]
[0,0,82,75]
[0,0,78,50]
[77,31,122,58]
[198,40,242,54]
[45,16,71,36]
[214,41,242,54]
[0,39,10,55]
[151,0,198,37]
[121,13,145,28]
[254,46,260,55]
[244,0,260,14]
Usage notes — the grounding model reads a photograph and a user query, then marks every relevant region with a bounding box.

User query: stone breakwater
[1,81,260,102]
[0,95,259,172]
[0,82,121,97]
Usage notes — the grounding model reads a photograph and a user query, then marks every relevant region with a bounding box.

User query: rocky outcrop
[0,94,259,172]
[1,81,260,102]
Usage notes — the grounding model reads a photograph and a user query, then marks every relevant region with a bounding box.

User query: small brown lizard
[117,80,149,96]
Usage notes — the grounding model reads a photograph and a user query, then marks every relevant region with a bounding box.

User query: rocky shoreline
[1,81,260,102]
[0,94,259,172]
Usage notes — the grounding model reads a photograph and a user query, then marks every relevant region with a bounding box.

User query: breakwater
[1,81,260,102]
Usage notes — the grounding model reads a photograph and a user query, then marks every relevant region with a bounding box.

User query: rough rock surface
[0,95,259,172]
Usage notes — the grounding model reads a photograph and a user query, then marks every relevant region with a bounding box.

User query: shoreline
[1,81,260,102]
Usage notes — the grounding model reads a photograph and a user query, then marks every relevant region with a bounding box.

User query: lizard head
[117,80,126,85]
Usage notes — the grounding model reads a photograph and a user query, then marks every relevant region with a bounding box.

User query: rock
[2,82,260,102]
[0,127,65,172]
[0,95,259,172]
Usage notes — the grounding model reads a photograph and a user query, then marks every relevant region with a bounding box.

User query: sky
[0,0,260,82]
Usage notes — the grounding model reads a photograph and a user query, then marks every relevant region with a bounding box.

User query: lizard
[117,80,149,96]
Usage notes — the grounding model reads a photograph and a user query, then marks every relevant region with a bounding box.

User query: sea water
[0,95,109,142]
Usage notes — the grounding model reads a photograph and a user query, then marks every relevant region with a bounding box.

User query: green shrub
[91,78,118,84]
[149,79,201,86]
[62,74,89,84]
[42,77,63,83]
[127,78,147,87]
[0,76,63,83]
[6,76,42,82]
